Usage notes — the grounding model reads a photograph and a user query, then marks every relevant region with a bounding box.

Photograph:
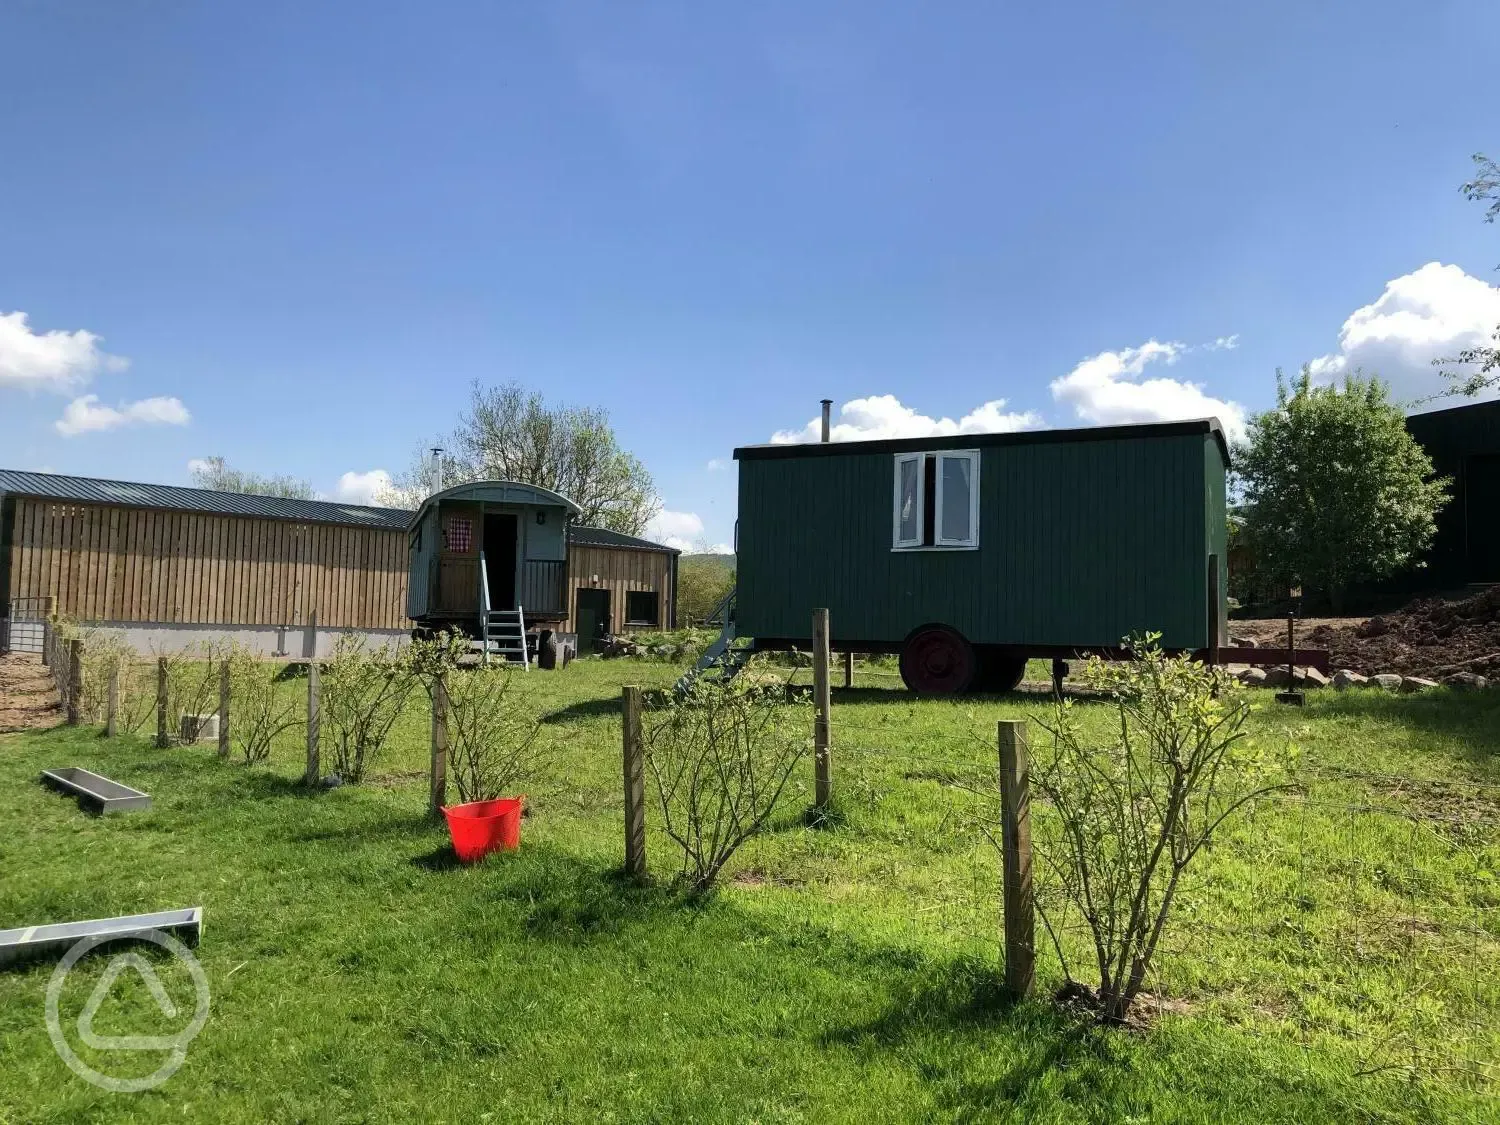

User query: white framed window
[893,453,923,548]
[891,450,980,550]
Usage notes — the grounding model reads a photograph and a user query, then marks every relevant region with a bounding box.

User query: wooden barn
[0,469,412,657]
[0,469,679,659]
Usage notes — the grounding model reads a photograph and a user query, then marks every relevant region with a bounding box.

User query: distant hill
[683,553,735,570]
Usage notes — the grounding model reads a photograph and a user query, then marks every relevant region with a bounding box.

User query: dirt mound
[0,652,62,733]
[1238,587,1500,678]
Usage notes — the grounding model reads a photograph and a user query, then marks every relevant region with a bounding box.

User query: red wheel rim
[901,627,975,693]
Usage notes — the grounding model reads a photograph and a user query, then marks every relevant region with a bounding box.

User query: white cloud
[332,469,393,506]
[645,509,731,553]
[1307,262,1500,404]
[0,311,128,393]
[55,394,190,437]
[1206,335,1240,351]
[771,394,1043,444]
[1049,339,1248,443]
[706,458,728,472]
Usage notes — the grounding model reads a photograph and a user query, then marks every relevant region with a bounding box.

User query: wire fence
[0,596,50,655]
[762,725,1499,1101]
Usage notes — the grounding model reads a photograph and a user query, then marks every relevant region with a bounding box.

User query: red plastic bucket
[442,797,524,863]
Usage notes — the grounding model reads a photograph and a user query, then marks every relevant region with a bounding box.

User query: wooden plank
[621,684,646,881]
[104,508,123,621]
[813,608,832,810]
[998,719,1035,998]
[304,660,320,785]
[156,657,169,748]
[218,661,230,759]
[429,673,448,816]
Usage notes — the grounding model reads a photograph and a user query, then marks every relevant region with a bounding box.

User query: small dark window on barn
[625,590,660,626]
[892,451,980,549]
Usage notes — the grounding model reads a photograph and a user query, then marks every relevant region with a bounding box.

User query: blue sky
[2,1,1497,551]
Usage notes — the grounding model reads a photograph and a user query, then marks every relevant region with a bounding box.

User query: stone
[179,713,219,743]
[1236,667,1267,686]
[1400,676,1439,693]
[1371,673,1403,691]
[1331,670,1368,690]
[1442,672,1488,690]
[1262,666,1292,688]
[1228,635,1255,648]
[1300,667,1330,689]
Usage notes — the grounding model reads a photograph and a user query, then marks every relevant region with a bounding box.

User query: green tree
[382,383,660,534]
[190,456,315,500]
[1435,152,1499,397]
[676,556,735,625]
[1235,368,1449,611]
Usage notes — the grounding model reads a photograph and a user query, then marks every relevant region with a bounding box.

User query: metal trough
[0,907,202,968]
[41,767,152,815]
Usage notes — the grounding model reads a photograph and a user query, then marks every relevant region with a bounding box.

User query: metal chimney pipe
[431,447,444,491]
[820,399,833,443]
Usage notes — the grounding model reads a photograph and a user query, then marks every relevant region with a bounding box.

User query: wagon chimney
[820,399,833,443]
[431,447,444,491]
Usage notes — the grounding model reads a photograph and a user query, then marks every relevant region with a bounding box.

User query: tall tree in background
[1436,152,1499,397]
[381,383,660,535]
[1236,368,1449,612]
[190,456,315,500]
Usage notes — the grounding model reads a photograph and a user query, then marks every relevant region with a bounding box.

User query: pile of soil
[1238,587,1500,678]
[0,652,62,733]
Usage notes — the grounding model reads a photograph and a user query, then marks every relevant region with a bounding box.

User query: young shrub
[444,664,546,804]
[1031,635,1293,1025]
[226,649,303,765]
[643,669,810,896]
[159,640,232,744]
[320,634,417,783]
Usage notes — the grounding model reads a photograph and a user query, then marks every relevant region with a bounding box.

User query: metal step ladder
[478,551,529,669]
[479,607,529,667]
[675,588,753,693]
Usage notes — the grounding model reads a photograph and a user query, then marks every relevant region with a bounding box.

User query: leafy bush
[226,649,303,765]
[1031,635,1294,1024]
[643,669,810,895]
[443,665,546,803]
[320,634,418,783]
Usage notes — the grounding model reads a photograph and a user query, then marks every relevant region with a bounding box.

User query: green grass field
[1,659,1496,1123]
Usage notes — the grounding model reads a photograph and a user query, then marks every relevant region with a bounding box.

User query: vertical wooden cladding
[563,545,675,634]
[6,499,409,630]
[737,434,1217,650]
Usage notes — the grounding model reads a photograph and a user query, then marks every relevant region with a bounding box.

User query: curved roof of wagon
[407,480,584,528]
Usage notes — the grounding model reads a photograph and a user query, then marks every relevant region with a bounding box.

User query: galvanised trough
[41,766,151,815]
[0,907,202,967]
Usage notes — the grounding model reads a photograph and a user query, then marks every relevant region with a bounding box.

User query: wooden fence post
[622,685,646,881]
[65,639,83,725]
[843,650,854,689]
[304,661,321,786]
[155,657,170,748]
[218,661,231,759]
[429,673,449,817]
[40,619,51,668]
[998,719,1035,998]
[812,608,832,810]
[105,660,119,738]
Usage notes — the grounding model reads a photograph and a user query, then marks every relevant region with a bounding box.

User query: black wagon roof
[0,469,412,530]
[734,417,1230,466]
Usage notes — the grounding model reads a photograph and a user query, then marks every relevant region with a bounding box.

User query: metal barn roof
[0,469,412,530]
[568,525,680,554]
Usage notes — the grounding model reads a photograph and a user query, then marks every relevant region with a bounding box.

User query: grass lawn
[0,658,1496,1123]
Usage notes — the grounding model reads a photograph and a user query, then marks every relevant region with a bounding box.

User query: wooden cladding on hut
[564,543,676,634]
[5,498,409,631]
